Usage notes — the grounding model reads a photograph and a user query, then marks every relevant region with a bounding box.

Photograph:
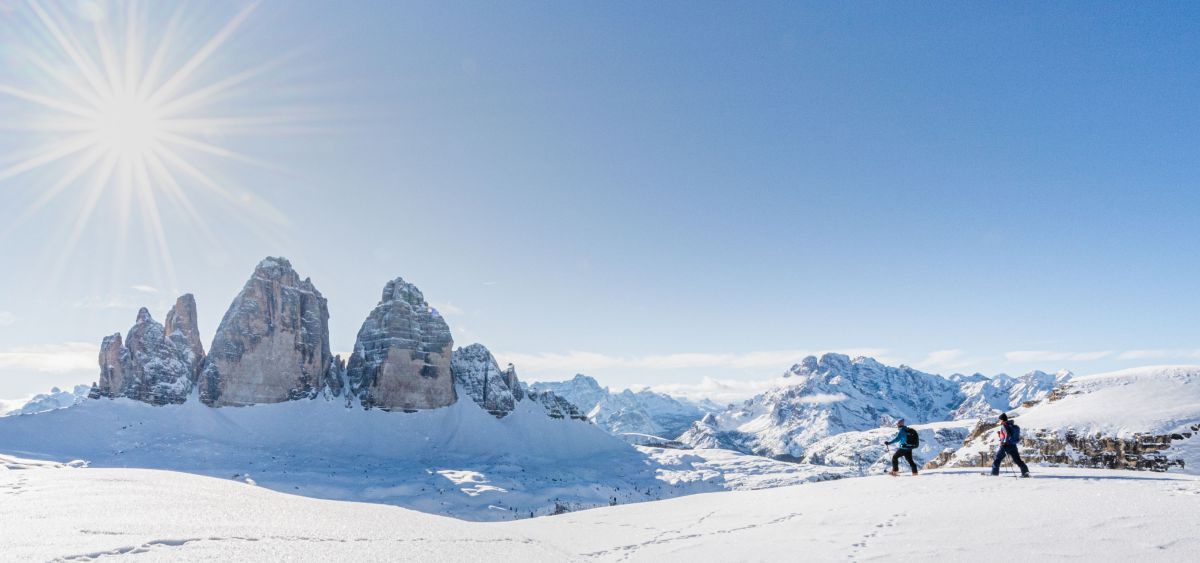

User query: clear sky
[1,1,1199,402]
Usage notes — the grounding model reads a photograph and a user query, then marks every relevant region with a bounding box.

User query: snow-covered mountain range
[678,353,1073,461]
[528,374,721,441]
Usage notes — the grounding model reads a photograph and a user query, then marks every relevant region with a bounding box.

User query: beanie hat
[895,418,905,427]
[999,413,1009,422]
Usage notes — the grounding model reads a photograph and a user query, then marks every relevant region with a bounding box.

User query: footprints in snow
[848,512,905,560]
[0,474,29,496]
[586,511,804,561]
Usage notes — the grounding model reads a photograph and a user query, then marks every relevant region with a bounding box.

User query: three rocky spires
[90,257,581,419]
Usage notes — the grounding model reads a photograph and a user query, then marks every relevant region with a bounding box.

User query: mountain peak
[381,277,427,307]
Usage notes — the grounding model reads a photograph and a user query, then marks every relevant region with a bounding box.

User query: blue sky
[1,1,1199,400]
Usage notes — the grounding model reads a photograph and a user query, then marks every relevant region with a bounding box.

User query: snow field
[3,457,1197,562]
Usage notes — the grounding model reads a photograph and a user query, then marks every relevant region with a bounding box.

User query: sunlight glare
[0,0,303,291]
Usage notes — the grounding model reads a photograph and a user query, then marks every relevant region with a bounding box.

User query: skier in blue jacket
[884,419,918,476]
[991,413,1030,477]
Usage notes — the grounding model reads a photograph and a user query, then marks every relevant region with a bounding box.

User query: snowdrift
[3,455,1197,562]
[0,395,843,520]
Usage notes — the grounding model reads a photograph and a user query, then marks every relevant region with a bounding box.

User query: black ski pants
[892,447,917,473]
[991,443,1030,475]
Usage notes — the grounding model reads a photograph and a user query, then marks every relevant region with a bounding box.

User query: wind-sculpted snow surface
[91,297,206,405]
[680,353,964,459]
[346,278,455,411]
[530,374,715,440]
[0,398,837,521]
[3,458,1198,562]
[200,258,334,406]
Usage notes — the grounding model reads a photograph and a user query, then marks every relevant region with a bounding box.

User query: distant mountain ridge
[678,353,1068,460]
[529,374,720,441]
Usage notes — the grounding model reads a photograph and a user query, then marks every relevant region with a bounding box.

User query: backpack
[903,426,920,448]
[1008,424,1021,444]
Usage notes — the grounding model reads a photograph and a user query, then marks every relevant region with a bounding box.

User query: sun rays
[0,0,306,291]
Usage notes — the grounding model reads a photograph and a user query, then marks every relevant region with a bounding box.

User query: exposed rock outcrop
[200,257,334,407]
[452,344,521,417]
[164,294,205,381]
[346,278,455,411]
[93,333,128,399]
[927,420,1194,472]
[930,367,1199,472]
[91,297,205,405]
[525,389,587,421]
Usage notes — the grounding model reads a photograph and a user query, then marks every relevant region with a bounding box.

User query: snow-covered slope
[4,456,1197,562]
[0,395,836,521]
[937,366,1200,472]
[530,374,716,440]
[800,420,975,472]
[679,353,964,458]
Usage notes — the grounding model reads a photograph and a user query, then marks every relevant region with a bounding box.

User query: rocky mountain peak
[452,343,521,417]
[253,256,298,282]
[200,257,334,407]
[346,276,454,411]
[164,294,205,381]
[381,277,427,308]
[91,297,201,405]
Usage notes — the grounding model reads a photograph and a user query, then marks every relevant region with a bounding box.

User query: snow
[1017,365,1200,437]
[3,454,1197,562]
[801,419,974,471]
[0,395,834,521]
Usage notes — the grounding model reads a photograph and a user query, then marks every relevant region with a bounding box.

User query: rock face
[91,297,205,405]
[346,278,455,411]
[94,333,129,399]
[525,389,588,421]
[200,258,334,407]
[165,294,206,381]
[452,344,521,417]
[530,374,714,440]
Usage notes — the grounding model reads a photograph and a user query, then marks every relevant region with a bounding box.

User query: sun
[0,0,305,290]
[93,94,163,162]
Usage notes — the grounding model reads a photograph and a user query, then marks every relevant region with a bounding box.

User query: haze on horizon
[1,1,1199,401]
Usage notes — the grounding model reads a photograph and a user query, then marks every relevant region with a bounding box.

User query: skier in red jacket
[991,413,1030,477]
